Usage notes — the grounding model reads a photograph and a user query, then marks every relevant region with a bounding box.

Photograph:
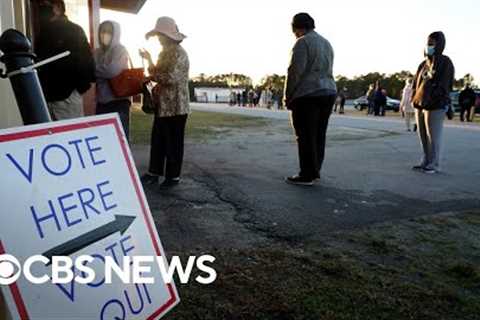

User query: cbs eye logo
[0,254,21,285]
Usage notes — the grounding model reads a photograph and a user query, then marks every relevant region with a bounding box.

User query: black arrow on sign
[42,215,136,264]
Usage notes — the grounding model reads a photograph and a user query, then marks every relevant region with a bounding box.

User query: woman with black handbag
[139,17,190,188]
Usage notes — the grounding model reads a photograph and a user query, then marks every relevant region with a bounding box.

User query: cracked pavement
[131,107,480,252]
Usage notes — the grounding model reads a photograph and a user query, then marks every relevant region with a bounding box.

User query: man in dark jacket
[459,84,476,122]
[373,82,387,116]
[412,31,455,174]
[35,0,95,120]
[283,13,337,186]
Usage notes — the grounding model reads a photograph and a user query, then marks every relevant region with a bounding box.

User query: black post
[0,29,51,125]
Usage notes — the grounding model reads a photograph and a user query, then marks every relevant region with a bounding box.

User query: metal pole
[0,29,51,125]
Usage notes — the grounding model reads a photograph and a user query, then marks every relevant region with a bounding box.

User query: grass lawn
[168,211,480,320]
[130,106,269,145]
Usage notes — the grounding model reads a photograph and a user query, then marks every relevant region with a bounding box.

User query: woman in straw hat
[140,17,190,188]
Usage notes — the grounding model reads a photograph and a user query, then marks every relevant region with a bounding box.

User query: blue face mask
[425,46,435,56]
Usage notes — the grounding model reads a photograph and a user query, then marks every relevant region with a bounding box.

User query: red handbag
[109,57,145,98]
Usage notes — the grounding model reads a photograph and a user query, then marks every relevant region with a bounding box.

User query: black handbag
[141,82,155,114]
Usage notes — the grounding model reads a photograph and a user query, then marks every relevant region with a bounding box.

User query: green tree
[190,73,252,88]
[259,74,286,93]
[335,71,413,99]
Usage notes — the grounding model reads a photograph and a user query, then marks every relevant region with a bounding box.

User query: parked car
[450,91,460,112]
[353,96,369,111]
[386,97,401,112]
[353,96,400,112]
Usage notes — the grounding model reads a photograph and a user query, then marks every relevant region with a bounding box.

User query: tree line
[189,72,476,100]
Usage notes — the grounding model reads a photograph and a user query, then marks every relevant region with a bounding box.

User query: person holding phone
[139,17,190,188]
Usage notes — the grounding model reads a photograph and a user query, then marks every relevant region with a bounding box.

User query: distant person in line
[255,89,261,107]
[373,82,386,116]
[266,88,274,109]
[259,88,272,109]
[139,17,190,188]
[273,91,282,110]
[94,21,131,138]
[366,84,375,115]
[242,90,248,106]
[283,13,337,186]
[459,83,476,122]
[400,78,416,132]
[412,31,455,174]
[381,89,388,116]
[248,89,255,107]
[333,88,346,114]
[35,0,95,120]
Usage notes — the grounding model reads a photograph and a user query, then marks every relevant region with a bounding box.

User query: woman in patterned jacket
[140,17,190,188]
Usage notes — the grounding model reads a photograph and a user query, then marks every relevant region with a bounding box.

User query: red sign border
[0,116,178,320]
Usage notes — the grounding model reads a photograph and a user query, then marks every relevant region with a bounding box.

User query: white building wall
[195,87,244,103]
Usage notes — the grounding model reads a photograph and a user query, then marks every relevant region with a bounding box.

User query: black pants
[96,99,131,138]
[149,115,188,179]
[291,95,336,179]
[460,105,472,122]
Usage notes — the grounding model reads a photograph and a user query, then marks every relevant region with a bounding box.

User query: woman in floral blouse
[140,17,190,187]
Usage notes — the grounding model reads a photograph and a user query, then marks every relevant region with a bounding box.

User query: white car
[354,96,400,112]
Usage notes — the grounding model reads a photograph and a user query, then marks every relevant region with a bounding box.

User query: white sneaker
[422,168,437,174]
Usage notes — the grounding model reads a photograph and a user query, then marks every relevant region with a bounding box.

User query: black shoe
[141,173,159,185]
[160,177,181,188]
[285,175,314,186]
[412,165,424,171]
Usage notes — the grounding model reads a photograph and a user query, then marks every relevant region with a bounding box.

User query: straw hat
[146,17,186,42]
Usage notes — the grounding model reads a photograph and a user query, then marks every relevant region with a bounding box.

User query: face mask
[425,45,435,56]
[100,33,113,46]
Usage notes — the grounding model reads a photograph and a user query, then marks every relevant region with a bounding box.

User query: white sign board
[0,114,179,319]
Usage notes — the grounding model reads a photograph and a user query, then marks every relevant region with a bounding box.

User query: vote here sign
[0,114,179,319]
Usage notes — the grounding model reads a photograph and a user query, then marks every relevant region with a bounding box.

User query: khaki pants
[405,111,415,131]
[47,90,84,121]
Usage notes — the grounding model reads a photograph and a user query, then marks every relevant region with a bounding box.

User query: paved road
[191,102,480,131]
[133,103,480,250]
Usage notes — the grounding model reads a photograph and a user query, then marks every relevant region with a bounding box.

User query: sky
[102,0,480,85]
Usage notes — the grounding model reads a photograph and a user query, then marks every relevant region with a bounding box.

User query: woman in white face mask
[411,31,455,174]
[94,21,131,138]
